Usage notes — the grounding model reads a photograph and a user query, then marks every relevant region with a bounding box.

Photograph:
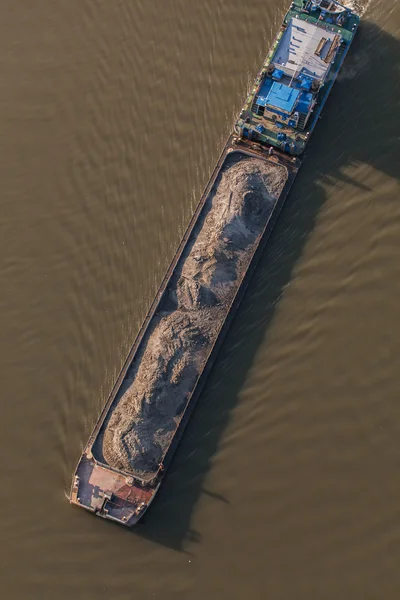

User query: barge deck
[71,141,299,525]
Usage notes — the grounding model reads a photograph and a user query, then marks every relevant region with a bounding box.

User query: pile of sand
[101,155,288,476]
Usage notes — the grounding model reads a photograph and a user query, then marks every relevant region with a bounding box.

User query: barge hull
[70,140,300,525]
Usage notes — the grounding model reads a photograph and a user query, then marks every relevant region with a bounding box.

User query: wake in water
[340,0,372,16]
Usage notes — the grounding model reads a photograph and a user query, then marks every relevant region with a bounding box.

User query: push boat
[70,0,359,526]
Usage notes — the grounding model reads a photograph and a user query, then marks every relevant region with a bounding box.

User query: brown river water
[1,0,399,598]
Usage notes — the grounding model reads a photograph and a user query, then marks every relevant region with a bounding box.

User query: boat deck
[287,1,359,43]
[236,0,359,154]
[71,452,157,525]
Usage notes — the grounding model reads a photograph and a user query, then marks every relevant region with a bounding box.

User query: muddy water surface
[1,1,400,598]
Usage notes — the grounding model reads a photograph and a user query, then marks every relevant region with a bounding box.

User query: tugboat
[236,0,359,155]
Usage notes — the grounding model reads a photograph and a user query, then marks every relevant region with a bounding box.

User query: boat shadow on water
[134,19,399,550]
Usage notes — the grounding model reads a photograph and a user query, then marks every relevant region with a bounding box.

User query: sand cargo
[70,0,359,526]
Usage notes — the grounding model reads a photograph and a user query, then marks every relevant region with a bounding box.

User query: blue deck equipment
[298,75,313,91]
[272,68,284,80]
[266,82,300,114]
[296,91,313,114]
[256,79,274,107]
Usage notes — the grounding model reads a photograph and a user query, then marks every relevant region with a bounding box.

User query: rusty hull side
[70,453,159,526]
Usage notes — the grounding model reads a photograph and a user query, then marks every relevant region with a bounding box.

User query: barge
[70,0,359,526]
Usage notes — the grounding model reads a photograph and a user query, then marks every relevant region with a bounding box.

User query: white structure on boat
[250,14,344,137]
[272,17,341,82]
